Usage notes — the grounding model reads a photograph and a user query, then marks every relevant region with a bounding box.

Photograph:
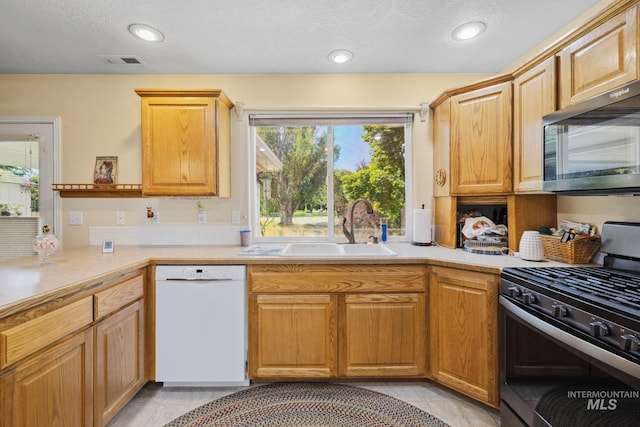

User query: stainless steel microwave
[542,81,640,195]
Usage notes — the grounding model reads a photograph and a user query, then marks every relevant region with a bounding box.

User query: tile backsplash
[89,226,245,246]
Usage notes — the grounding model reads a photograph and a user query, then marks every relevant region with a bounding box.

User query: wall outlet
[232,210,241,224]
[152,212,160,224]
[116,211,125,225]
[68,211,83,225]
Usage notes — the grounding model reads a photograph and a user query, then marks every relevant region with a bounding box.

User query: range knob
[620,335,640,352]
[507,286,522,298]
[589,321,610,337]
[551,304,568,318]
[522,292,536,305]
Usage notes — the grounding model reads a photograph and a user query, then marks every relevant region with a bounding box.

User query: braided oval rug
[163,382,450,427]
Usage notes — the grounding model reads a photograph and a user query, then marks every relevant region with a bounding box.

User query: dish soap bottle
[380,219,388,244]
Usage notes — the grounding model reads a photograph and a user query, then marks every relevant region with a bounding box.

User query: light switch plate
[69,211,83,225]
[116,211,125,225]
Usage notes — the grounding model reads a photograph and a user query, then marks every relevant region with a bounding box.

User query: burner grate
[504,267,640,314]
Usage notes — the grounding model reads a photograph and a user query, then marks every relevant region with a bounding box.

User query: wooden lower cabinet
[429,266,499,408]
[94,299,145,427]
[0,329,94,427]
[249,294,337,378]
[248,264,427,380]
[0,270,147,427]
[340,293,426,377]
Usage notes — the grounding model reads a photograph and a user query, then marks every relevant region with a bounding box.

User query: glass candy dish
[32,225,59,265]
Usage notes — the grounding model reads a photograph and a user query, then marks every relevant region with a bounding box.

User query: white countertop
[0,242,572,317]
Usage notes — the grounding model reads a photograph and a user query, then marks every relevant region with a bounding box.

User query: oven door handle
[500,295,640,380]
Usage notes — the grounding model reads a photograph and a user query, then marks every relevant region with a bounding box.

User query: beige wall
[0,73,488,248]
[2,0,638,249]
[501,0,618,74]
[556,196,639,235]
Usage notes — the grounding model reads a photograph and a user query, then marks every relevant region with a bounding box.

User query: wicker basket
[540,235,601,264]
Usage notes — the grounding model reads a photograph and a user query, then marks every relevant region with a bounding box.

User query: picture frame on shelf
[94,156,118,185]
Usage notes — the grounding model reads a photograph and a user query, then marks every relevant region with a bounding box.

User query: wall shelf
[52,184,142,198]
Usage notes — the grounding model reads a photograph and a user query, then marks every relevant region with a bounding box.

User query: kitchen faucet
[342,198,374,244]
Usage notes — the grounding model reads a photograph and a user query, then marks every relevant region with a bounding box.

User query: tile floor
[107,381,501,427]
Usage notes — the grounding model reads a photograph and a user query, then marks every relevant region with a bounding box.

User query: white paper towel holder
[412,204,433,246]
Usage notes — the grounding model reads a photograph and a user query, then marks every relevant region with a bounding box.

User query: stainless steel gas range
[499,222,640,427]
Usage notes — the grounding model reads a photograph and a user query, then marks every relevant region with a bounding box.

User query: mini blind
[249,113,414,126]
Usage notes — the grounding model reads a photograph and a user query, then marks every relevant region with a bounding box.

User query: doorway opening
[0,117,60,261]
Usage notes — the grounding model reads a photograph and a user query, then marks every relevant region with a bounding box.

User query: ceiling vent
[98,55,146,65]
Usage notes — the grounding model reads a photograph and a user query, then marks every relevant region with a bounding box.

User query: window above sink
[249,112,414,245]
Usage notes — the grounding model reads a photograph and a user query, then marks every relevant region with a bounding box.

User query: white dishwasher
[155,265,249,386]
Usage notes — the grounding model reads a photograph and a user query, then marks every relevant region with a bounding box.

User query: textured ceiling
[0,0,604,74]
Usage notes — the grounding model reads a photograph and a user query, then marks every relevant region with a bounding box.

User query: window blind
[249,113,414,126]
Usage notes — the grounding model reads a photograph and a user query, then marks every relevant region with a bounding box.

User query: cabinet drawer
[249,265,427,293]
[94,274,144,320]
[0,296,93,369]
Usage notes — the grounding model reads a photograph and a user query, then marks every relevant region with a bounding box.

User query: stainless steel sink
[280,243,396,257]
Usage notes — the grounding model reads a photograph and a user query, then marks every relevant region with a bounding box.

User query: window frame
[247,110,414,243]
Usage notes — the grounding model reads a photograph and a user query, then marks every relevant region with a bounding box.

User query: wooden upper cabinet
[433,98,451,197]
[450,81,513,194]
[135,89,233,197]
[513,57,556,193]
[559,5,638,108]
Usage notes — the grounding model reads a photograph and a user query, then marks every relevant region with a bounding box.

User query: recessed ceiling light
[328,50,353,64]
[128,24,165,43]
[451,21,486,41]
